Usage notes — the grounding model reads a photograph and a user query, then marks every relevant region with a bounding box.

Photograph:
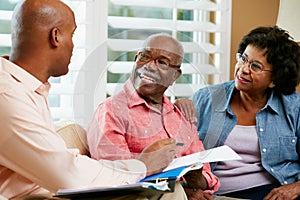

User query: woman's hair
[238,26,300,95]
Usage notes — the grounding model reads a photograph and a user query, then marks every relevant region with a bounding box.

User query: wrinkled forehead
[140,48,182,59]
[141,36,183,58]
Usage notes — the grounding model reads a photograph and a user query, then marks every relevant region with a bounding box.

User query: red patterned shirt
[87,79,220,194]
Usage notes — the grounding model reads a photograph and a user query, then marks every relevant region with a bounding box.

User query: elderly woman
[176,26,300,200]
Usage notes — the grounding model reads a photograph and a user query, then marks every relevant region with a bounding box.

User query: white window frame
[73,0,232,127]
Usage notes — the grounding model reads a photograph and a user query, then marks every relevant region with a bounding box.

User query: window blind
[0,0,231,127]
[74,0,231,126]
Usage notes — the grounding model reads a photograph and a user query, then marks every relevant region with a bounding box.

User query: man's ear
[174,68,182,79]
[170,68,182,85]
[50,27,60,47]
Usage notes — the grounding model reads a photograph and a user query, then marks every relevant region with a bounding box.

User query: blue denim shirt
[191,81,300,185]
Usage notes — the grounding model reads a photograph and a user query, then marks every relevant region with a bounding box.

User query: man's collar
[0,57,48,93]
[124,79,175,113]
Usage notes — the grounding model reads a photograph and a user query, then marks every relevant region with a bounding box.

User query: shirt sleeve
[179,118,220,194]
[202,163,220,194]
[87,100,134,160]
[188,140,220,194]
[0,89,146,193]
[191,136,220,194]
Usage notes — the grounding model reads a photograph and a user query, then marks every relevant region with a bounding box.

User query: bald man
[0,0,184,199]
[87,33,220,200]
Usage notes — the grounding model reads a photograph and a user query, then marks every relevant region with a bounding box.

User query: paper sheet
[163,145,242,171]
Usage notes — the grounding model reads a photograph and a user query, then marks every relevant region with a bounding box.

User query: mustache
[137,68,161,81]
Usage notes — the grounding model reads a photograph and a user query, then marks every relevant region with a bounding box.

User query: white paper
[163,145,242,171]
[176,162,203,177]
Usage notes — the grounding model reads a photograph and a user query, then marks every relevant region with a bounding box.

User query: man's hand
[263,182,300,200]
[174,98,197,123]
[184,188,214,200]
[137,138,176,176]
[184,168,208,190]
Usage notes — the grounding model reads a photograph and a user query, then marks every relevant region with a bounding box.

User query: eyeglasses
[236,53,272,73]
[136,51,181,70]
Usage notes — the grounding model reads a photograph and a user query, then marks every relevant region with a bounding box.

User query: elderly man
[0,0,180,199]
[87,33,220,199]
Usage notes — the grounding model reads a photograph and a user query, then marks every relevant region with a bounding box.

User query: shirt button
[169,134,173,137]
[270,168,274,172]
[259,128,264,132]
[283,181,288,184]
[292,139,296,143]
[187,136,191,140]
[262,148,267,153]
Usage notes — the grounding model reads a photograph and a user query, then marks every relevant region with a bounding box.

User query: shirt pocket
[279,136,298,161]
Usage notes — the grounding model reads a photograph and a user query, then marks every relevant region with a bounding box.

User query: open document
[165,145,241,171]
[56,145,241,199]
[141,145,241,182]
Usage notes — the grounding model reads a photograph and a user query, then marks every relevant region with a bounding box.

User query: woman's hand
[264,182,300,200]
[174,98,197,123]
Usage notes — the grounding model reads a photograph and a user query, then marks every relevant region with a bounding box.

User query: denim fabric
[191,81,300,185]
